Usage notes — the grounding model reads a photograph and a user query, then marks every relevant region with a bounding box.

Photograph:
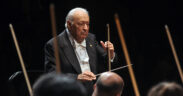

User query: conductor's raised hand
[100,41,114,59]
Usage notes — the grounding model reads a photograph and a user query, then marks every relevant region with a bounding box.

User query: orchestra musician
[33,73,87,96]
[147,82,183,96]
[92,72,124,96]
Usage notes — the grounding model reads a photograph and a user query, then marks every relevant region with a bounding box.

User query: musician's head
[92,72,124,96]
[147,81,183,96]
[33,73,87,96]
[65,7,89,43]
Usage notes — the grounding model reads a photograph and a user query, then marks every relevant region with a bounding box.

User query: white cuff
[110,52,115,62]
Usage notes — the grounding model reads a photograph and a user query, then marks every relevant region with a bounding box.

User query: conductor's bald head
[92,72,124,96]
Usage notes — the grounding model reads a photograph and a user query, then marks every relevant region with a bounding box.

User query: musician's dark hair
[33,73,87,96]
[148,82,183,96]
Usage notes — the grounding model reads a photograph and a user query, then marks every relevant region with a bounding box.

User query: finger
[83,72,96,80]
[107,42,114,50]
[83,71,95,78]
[108,41,112,44]
[109,46,114,52]
[82,74,94,81]
[88,72,96,80]
[78,74,93,81]
[82,75,93,81]
[100,41,106,50]
[78,74,83,80]
[106,42,112,47]
[83,74,96,80]
[105,42,107,46]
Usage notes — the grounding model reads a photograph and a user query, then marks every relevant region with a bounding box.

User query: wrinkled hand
[100,41,114,59]
[77,71,96,82]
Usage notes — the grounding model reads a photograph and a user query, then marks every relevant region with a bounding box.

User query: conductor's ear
[67,21,72,29]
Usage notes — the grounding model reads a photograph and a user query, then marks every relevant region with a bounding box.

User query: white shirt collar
[74,39,86,48]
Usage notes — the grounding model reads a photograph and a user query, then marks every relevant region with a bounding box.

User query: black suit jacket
[44,30,118,95]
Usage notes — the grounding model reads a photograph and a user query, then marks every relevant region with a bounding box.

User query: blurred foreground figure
[33,73,87,96]
[148,82,183,96]
[92,72,124,96]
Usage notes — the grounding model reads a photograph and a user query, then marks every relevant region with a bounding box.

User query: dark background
[1,0,183,96]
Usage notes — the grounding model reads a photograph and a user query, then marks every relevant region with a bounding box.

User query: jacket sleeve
[44,41,78,79]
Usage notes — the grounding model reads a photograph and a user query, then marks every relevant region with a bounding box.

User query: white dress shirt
[66,29,91,72]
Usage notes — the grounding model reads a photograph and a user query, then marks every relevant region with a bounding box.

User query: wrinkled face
[67,11,89,43]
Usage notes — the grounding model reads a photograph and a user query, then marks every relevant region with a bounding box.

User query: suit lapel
[86,37,97,74]
[59,31,82,73]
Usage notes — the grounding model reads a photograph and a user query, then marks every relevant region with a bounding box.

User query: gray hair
[65,7,89,28]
